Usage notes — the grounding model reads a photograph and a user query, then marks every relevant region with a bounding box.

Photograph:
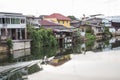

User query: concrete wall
[0,40,31,53]
[0,43,7,53]
[12,40,31,51]
[12,49,30,59]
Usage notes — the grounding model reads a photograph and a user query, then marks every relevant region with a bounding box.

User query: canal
[0,37,120,80]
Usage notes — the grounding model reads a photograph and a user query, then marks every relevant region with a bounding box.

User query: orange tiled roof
[39,20,61,26]
[45,13,71,21]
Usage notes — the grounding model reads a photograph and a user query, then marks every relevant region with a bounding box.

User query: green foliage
[85,40,95,51]
[85,33,96,40]
[31,46,57,59]
[104,39,109,46]
[28,28,57,47]
[85,27,95,40]
[86,28,94,34]
[28,26,58,55]
[104,27,112,37]
[6,38,13,49]
[67,15,77,20]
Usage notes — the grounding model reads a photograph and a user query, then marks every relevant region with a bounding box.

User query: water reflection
[0,49,32,66]
[1,37,120,80]
[0,37,120,65]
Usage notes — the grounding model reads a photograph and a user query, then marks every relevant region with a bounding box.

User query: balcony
[2,24,7,28]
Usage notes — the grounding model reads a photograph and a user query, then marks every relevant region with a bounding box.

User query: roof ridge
[45,13,71,21]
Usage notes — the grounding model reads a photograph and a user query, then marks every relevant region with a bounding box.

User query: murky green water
[0,37,120,80]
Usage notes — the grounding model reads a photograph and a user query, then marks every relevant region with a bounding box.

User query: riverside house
[106,16,120,35]
[26,15,41,28]
[111,22,120,35]
[80,17,105,39]
[0,12,30,52]
[39,20,73,45]
[41,13,79,45]
[44,13,71,28]
[0,12,27,40]
[86,17,104,36]
[102,18,115,36]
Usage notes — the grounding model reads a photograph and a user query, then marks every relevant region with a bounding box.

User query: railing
[55,34,65,38]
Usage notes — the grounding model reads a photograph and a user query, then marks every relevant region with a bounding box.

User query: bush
[28,27,58,56]
[86,28,94,34]
[85,33,96,40]
[6,38,13,49]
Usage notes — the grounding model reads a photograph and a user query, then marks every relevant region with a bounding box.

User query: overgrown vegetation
[6,38,13,50]
[85,28,96,40]
[85,40,95,51]
[85,33,96,40]
[6,38,13,62]
[104,27,112,37]
[27,25,58,55]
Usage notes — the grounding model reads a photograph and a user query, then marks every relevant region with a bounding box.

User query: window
[2,18,5,24]
[0,18,10,24]
[11,18,21,24]
[11,18,16,24]
[16,18,20,24]
[21,19,25,24]
[6,18,10,24]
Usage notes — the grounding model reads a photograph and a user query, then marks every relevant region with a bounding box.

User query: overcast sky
[0,0,120,18]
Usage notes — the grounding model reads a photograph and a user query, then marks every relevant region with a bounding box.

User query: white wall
[0,24,26,28]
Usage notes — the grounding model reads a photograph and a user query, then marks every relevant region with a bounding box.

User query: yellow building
[44,13,71,28]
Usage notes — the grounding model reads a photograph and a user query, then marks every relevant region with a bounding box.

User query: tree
[67,15,77,20]
[27,26,58,55]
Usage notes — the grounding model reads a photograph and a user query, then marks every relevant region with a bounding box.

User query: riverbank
[28,50,120,80]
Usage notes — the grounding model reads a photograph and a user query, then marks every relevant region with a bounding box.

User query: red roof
[39,20,62,26]
[45,13,71,21]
